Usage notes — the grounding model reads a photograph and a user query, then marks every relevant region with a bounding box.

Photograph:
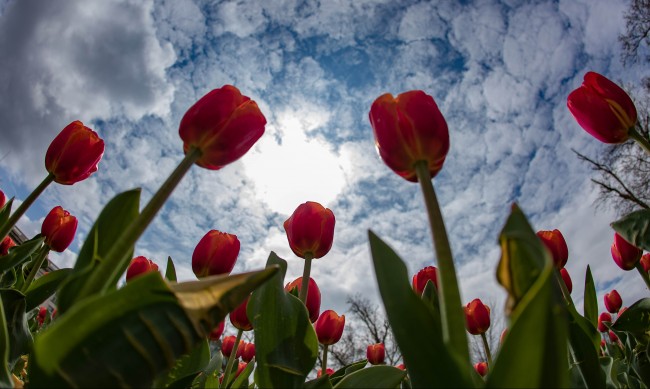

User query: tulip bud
[604,290,622,314]
[366,343,385,365]
[611,233,642,271]
[536,230,569,268]
[567,72,637,144]
[608,330,619,343]
[464,299,491,335]
[598,312,612,332]
[474,362,488,377]
[640,253,650,273]
[45,121,105,185]
[396,363,406,371]
[125,256,159,283]
[283,201,335,260]
[179,85,266,170]
[600,339,606,349]
[285,277,321,322]
[412,266,438,296]
[369,90,450,182]
[192,230,240,278]
[41,206,78,252]
[0,236,16,256]
[241,342,255,363]
[0,190,5,209]
[37,306,47,326]
[236,362,247,377]
[208,321,225,342]
[317,368,335,378]
[560,268,572,294]
[315,310,345,345]
[221,335,244,358]
[230,296,253,331]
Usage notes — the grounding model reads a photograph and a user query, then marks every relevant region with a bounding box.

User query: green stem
[299,254,313,304]
[635,262,650,291]
[629,126,650,156]
[414,161,469,364]
[81,147,202,297]
[20,245,50,293]
[322,344,329,373]
[221,329,243,389]
[480,332,492,366]
[0,174,54,242]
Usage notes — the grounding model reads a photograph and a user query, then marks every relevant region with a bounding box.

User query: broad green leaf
[154,338,210,388]
[0,292,12,388]
[330,359,367,386]
[25,268,72,311]
[368,231,471,388]
[584,265,598,328]
[0,236,44,274]
[612,298,650,337]
[305,374,333,389]
[166,256,177,282]
[249,252,319,389]
[193,350,223,389]
[230,359,255,389]
[332,366,406,389]
[611,209,650,251]
[421,280,441,322]
[566,306,604,388]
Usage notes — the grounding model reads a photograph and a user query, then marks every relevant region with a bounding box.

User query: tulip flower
[560,268,572,294]
[366,343,385,365]
[221,335,244,358]
[179,85,266,170]
[0,236,15,256]
[192,230,240,278]
[315,310,345,345]
[229,295,253,331]
[235,362,247,377]
[36,306,47,326]
[208,321,225,342]
[285,277,321,322]
[412,266,438,295]
[567,72,637,144]
[598,312,612,332]
[283,201,335,260]
[41,206,78,252]
[618,306,628,316]
[536,230,569,268]
[465,299,491,335]
[499,328,508,345]
[474,362,488,377]
[0,190,5,209]
[396,363,406,371]
[604,290,622,314]
[640,253,650,273]
[317,368,335,377]
[241,342,255,363]
[125,256,159,283]
[369,90,449,182]
[45,121,105,185]
[608,330,619,343]
[611,233,642,271]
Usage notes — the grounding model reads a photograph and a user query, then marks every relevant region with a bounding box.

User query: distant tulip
[396,363,406,371]
[598,312,612,332]
[283,201,335,260]
[41,206,77,252]
[567,72,637,144]
[45,121,105,185]
[0,190,5,209]
[412,266,438,295]
[474,362,488,377]
[192,230,240,278]
[366,343,385,365]
[317,368,335,378]
[241,342,255,362]
[0,236,15,256]
[125,256,159,282]
[465,299,491,335]
[230,296,253,331]
[604,290,622,314]
[560,268,573,294]
[369,90,449,182]
[609,330,619,343]
[611,233,642,271]
[208,321,225,342]
[222,335,243,358]
[234,362,247,378]
[499,328,508,344]
[179,85,266,170]
[600,339,606,348]
[618,306,628,316]
[536,230,569,268]
[285,277,321,322]
[37,306,47,326]
[315,310,345,345]
[640,253,650,272]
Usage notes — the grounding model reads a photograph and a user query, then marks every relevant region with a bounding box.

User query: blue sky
[0,0,647,333]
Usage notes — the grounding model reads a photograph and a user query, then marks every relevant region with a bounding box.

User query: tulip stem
[414,161,469,364]
[80,147,202,298]
[321,344,329,373]
[299,254,313,305]
[0,174,54,242]
[20,245,50,293]
[635,262,650,291]
[480,333,492,366]
[629,126,650,156]
[221,329,243,389]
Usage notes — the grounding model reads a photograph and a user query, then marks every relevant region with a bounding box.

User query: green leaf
[155,338,210,388]
[0,236,44,274]
[166,256,177,282]
[330,359,367,386]
[612,298,650,339]
[611,209,650,251]
[0,292,13,388]
[230,359,255,389]
[584,265,598,328]
[305,374,333,389]
[368,231,471,388]
[332,366,406,389]
[25,268,72,311]
[0,198,13,228]
[193,350,223,389]
[0,289,31,369]
[248,252,319,389]
[566,306,604,388]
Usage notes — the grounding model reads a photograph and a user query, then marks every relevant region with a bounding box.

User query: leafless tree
[619,0,650,67]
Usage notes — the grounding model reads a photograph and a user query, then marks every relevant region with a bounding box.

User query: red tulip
[464,299,491,335]
[37,306,47,326]
[284,277,321,322]
[315,310,345,345]
[474,362,488,377]
[192,230,240,278]
[230,295,253,331]
[41,206,77,252]
[317,368,335,377]
[567,72,637,144]
[241,342,255,362]
[179,85,266,170]
[608,330,619,343]
[640,253,650,272]
[283,201,335,259]
[560,268,573,294]
[236,362,247,377]
[618,306,628,316]
[45,121,105,185]
[125,256,159,282]
[536,230,568,268]
[369,90,450,182]
[611,233,642,271]
[598,312,612,332]
[396,363,406,371]
[600,339,606,348]
[208,321,225,342]
[604,290,622,314]
[221,335,243,358]
[366,343,385,365]
[0,190,5,209]
[0,236,15,256]
[412,266,438,295]
[499,328,508,344]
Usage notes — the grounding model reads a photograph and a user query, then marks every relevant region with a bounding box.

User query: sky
[0,0,648,339]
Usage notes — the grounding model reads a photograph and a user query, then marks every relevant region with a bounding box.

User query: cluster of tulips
[0,69,648,388]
